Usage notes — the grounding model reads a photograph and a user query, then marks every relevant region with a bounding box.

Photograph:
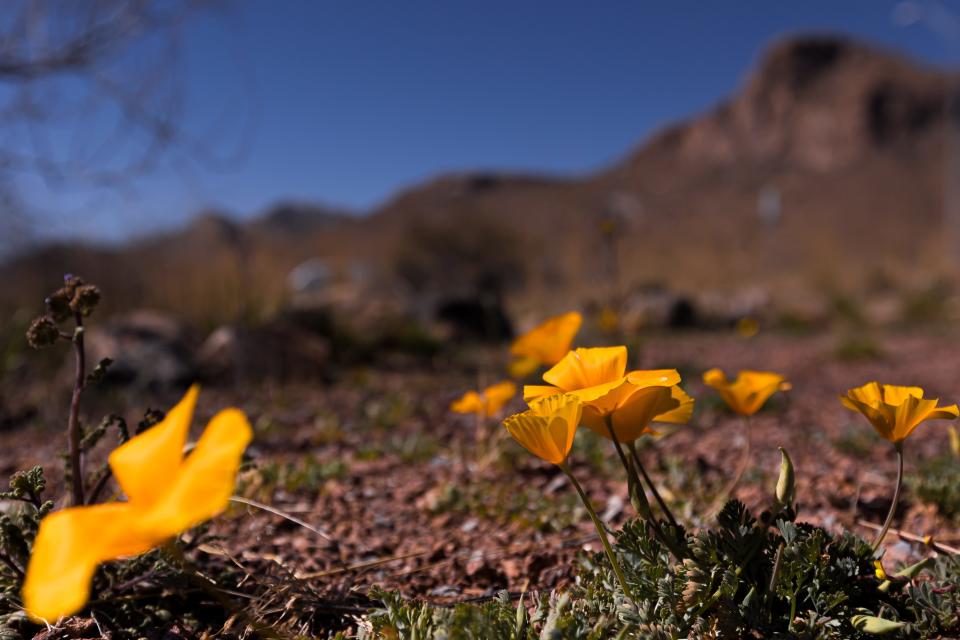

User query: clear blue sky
[20,1,960,242]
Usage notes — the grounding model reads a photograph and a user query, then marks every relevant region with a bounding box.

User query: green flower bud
[850,614,906,634]
[775,447,795,509]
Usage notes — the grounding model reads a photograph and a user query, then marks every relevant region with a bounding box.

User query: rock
[196,321,331,383]
[84,310,196,388]
[435,295,512,342]
[620,284,700,330]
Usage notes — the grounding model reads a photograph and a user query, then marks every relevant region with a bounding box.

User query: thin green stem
[627,441,677,527]
[871,445,904,553]
[602,415,684,558]
[560,464,635,601]
[708,414,752,517]
[603,415,636,482]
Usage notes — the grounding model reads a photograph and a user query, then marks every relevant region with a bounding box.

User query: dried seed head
[44,288,73,323]
[26,316,60,349]
[70,284,101,317]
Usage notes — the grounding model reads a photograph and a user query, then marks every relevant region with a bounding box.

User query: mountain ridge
[2,33,955,318]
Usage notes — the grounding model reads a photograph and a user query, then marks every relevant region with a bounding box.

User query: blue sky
[18,1,960,242]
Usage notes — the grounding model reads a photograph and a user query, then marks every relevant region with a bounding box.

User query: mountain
[2,34,955,320]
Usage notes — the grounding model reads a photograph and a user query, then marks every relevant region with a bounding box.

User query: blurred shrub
[833,334,885,361]
[900,278,952,326]
[908,452,960,521]
[394,216,527,298]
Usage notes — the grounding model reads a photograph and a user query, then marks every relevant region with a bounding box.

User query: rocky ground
[2,329,960,633]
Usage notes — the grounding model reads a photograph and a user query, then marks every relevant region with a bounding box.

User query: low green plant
[360,498,960,638]
[907,451,960,521]
[833,334,885,362]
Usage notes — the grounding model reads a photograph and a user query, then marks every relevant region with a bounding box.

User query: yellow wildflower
[503,394,582,465]
[22,386,252,621]
[509,311,582,378]
[524,346,692,441]
[702,369,790,416]
[840,382,959,445]
[450,381,517,417]
[873,560,889,581]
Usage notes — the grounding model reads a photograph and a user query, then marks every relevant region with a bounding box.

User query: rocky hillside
[2,34,955,320]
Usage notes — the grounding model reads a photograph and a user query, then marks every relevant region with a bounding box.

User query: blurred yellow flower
[702,368,790,416]
[524,346,693,441]
[22,385,252,622]
[450,381,517,417]
[598,306,620,335]
[736,316,760,338]
[508,311,582,378]
[840,382,959,445]
[503,394,582,465]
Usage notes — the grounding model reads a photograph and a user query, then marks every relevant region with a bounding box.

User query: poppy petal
[140,408,253,537]
[23,503,155,621]
[108,385,199,505]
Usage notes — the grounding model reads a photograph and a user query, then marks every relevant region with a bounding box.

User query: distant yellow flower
[702,369,790,416]
[598,306,620,334]
[509,311,582,378]
[736,316,760,338]
[22,386,252,621]
[524,346,693,441]
[503,394,582,465]
[840,382,959,445]
[450,381,517,417]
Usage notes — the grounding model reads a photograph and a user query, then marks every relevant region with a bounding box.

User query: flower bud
[70,284,101,317]
[44,288,73,323]
[63,274,83,293]
[774,447,795,509]
[850,614,906,634]
[26,316,60,349]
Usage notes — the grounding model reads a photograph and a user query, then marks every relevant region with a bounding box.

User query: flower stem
[708,414,752,517]
[872,445,904,553]
[560,464,635,601]
[602,416,684,558]
[627,440,677,527]
[67,311,86,506]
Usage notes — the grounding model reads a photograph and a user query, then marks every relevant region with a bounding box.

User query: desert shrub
[394,216,527,299]
[360,501,960,638]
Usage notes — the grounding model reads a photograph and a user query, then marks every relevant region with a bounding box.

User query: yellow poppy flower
[503,394,582,465]
[450,381,517,417]
[656,385,696,425]
[523,347,692,441]
[702,368,790,416]
[509,311,582,378]
[22,385,252,621]
[840,382,959,444]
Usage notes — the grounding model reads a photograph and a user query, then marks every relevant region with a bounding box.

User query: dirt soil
[2,330,960,631]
